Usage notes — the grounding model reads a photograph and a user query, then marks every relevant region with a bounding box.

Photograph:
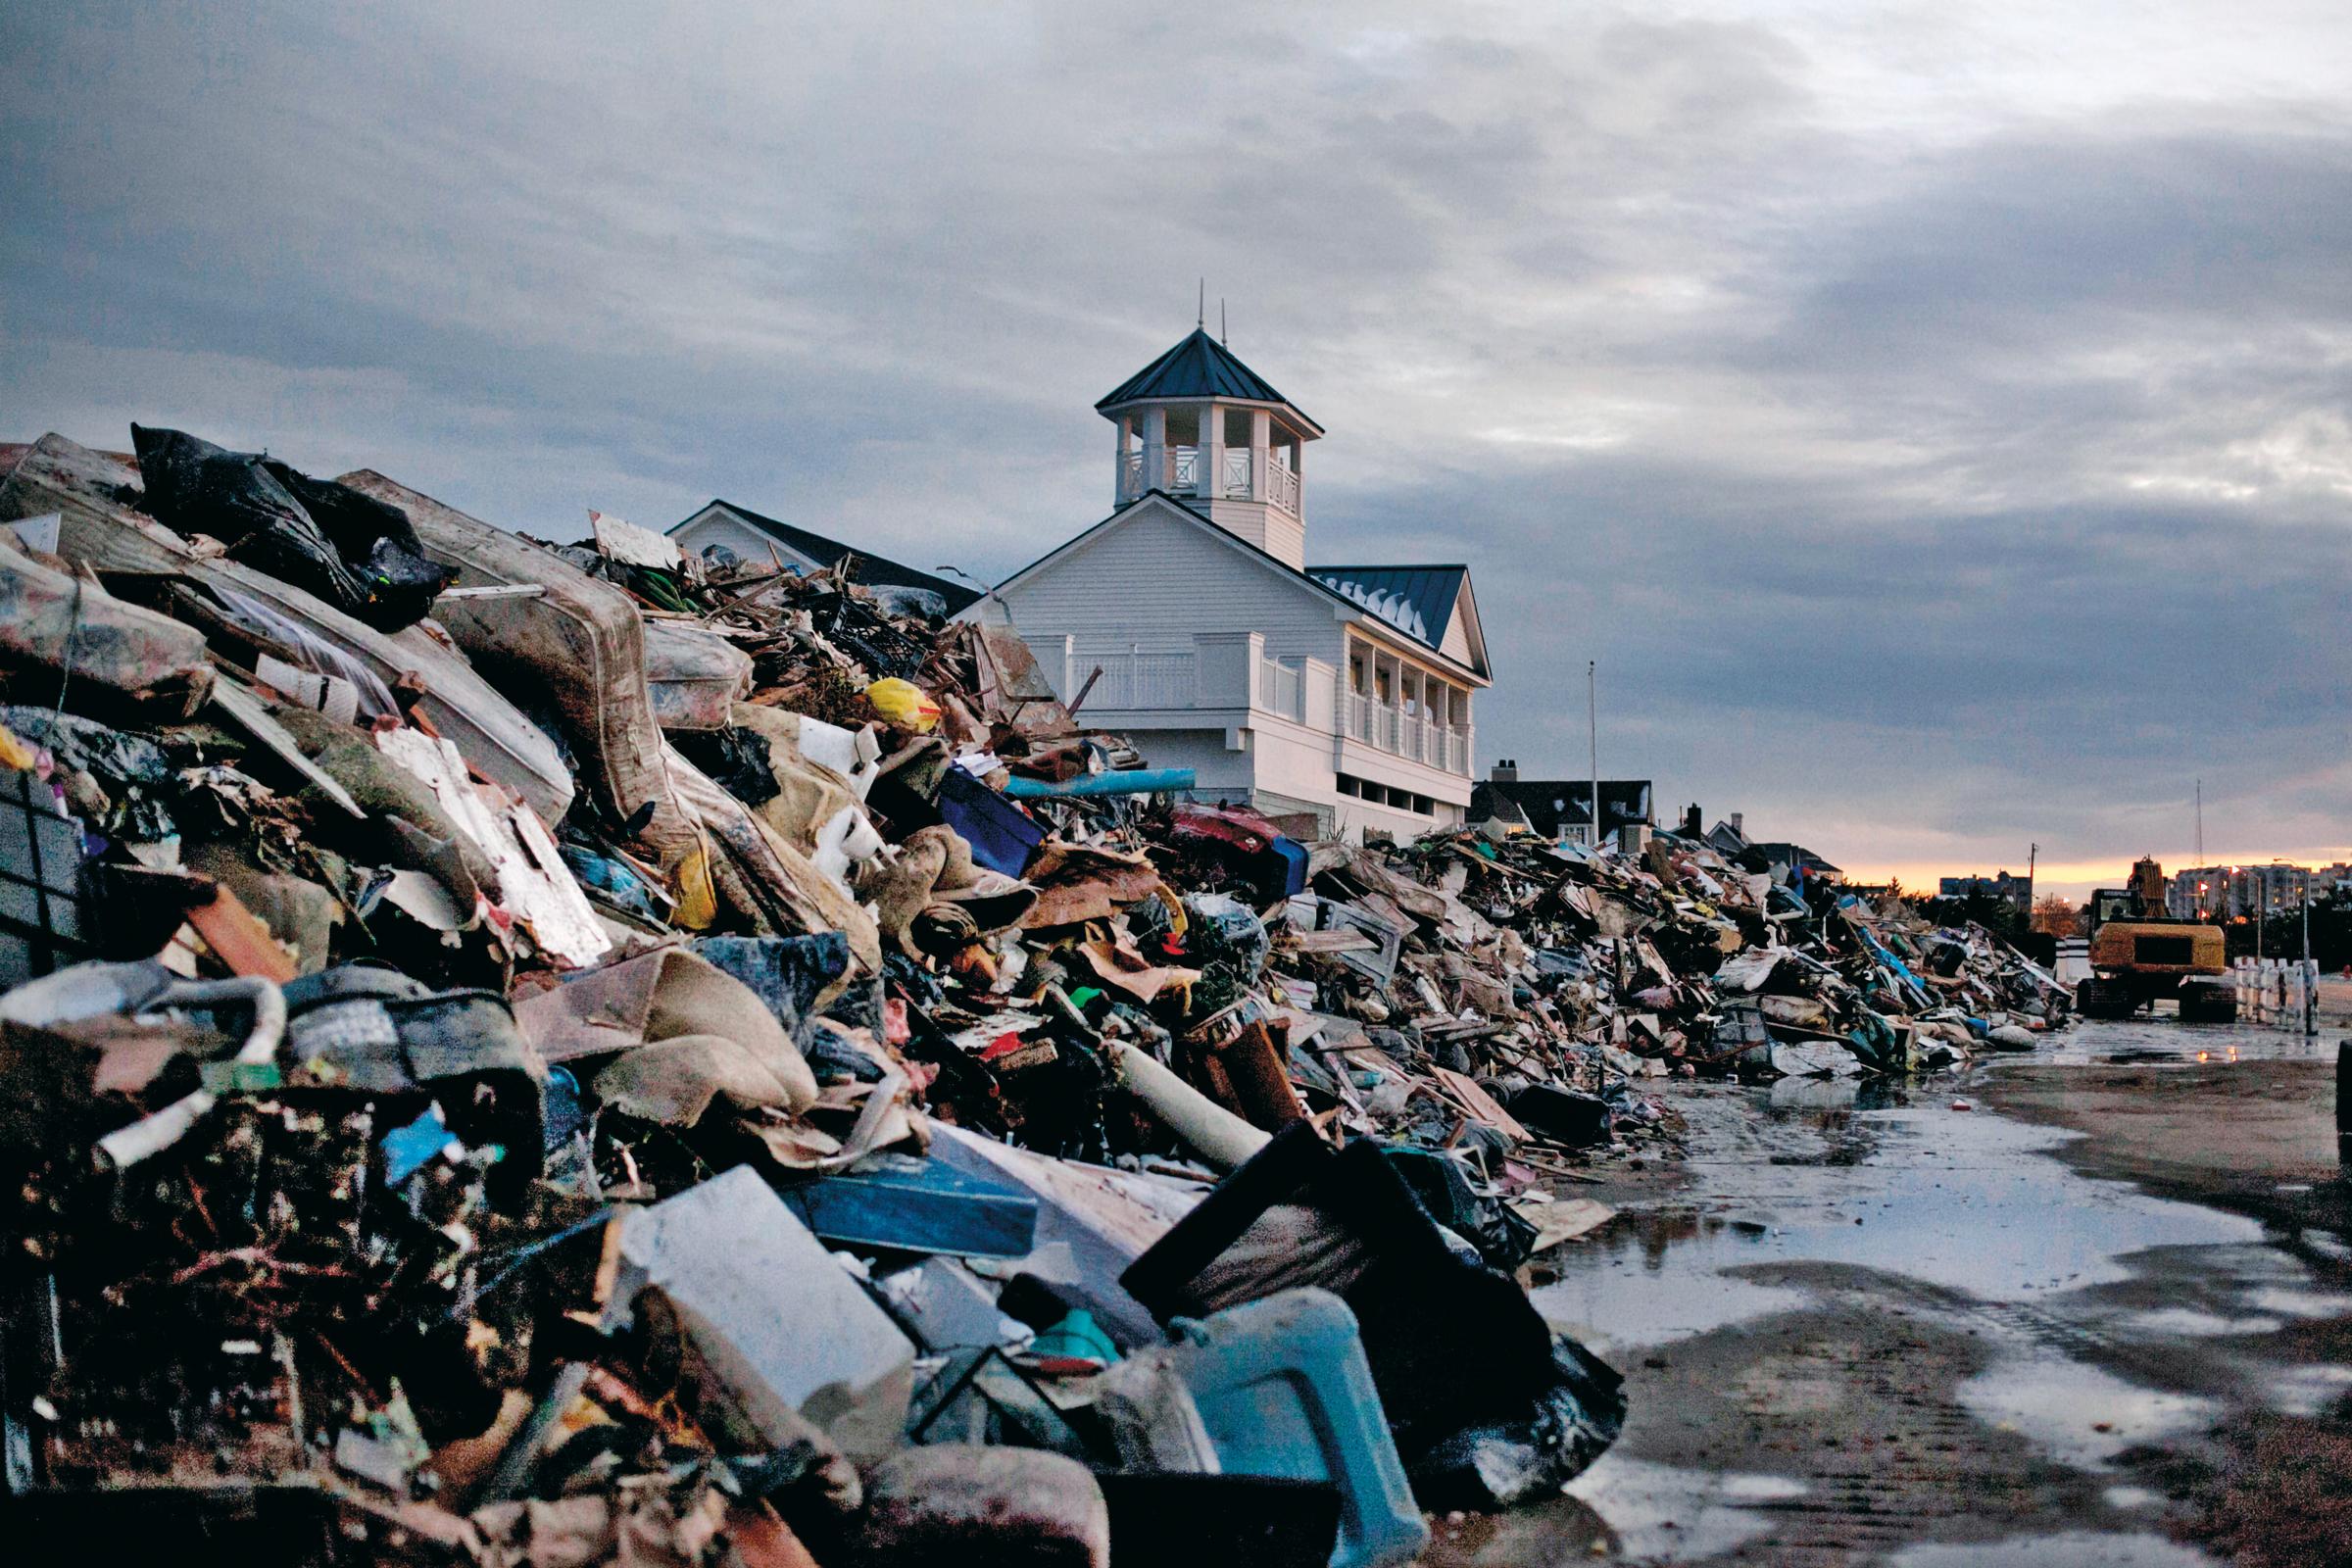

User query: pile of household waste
[0,424,2062,1565]
[0,425,1643,1568]
[1390,826,2080,1088]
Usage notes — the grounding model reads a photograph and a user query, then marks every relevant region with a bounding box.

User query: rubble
[0,421,2070,1564]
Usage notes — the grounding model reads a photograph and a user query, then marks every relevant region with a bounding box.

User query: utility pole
[2028,842,2037,910]
[2305,879,2324,1034]
[1588,662,1599,854]
[2195,779,2203,868]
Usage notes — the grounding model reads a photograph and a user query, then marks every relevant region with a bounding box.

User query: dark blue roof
[1307,565,1465,651]
[1097,330,1322,432]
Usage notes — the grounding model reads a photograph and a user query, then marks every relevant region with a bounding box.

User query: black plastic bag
[130,424,453,631]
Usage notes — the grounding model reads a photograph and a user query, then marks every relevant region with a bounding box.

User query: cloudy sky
[7,1,2350,896]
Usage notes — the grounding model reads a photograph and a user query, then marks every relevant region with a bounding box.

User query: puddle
[1533,1090,2263,1351]
[1887,1533,2221,1566]
[2245,1286,2352,1318]
[2268,1363,2352,1416]
[1536,1071,2352,1555]
[1958,1353,2221,1467]
[1560,1455,1801,1562]
[2033,1015,2338,1065]
[2114,1306,2282,1338]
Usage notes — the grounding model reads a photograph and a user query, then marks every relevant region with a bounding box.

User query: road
[1424,1016,2352,1566]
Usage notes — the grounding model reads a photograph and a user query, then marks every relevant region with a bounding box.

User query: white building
[668,499,982,617]
[969,328,1492,841]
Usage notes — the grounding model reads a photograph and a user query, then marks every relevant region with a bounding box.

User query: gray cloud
[5,0,2351,886]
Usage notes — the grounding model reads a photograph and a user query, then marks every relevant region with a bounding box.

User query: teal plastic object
[1166,1289,1428,1568]
[1000,768,1196,798]
[1029,1308,1120,1367]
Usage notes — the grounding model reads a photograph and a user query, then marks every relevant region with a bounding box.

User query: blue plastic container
[1165,1289,1428,1568]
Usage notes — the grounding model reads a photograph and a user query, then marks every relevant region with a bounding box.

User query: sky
[6,0,2351,900]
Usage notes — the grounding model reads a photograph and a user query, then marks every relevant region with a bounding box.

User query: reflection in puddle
[2246,1287,2352,1318]
[1958,1353,2220,1467]
[1561,1455,1802,1563]
[1533,1093,2263,1353]
[2269,1363,2352,1416]
[1888,1532,2221,1566]
[2115,1307,2282,1339]
[2034,1015,2339,1065]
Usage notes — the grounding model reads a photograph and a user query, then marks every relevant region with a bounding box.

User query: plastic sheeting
[0,436,574,828]
[334,470,698,861]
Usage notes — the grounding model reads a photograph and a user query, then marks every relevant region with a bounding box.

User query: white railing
[1224,449,1253,499]
[1123,446,1297,512]
[1339,694,1472,774]
[1259,656,1302,720]
[1268,463,1299,514]
[1080,650,1197,710]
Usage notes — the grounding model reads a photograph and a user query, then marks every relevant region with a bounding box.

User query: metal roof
[669,500,983,614]
[1096,329,1322,432]
[1307,565,1465,652]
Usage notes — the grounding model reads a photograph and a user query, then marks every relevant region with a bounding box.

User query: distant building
[1471,763,1652,846]
[1747,843,1844,885]
[1937,872,2033,911]
[668,500,983,616]
[2166,861,2351,919]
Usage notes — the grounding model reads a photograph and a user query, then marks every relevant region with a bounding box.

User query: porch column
[1142,408,1167,495]
[1199,401,1222,500]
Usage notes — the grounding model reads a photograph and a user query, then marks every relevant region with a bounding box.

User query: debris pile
[0,423,2058,1563]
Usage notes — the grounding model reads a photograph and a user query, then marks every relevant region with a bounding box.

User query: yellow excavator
[2078,858,2234,1021]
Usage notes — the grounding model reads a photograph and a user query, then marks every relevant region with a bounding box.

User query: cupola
[1096,327,1323,568]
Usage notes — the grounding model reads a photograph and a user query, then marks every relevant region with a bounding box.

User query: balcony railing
[1268,463,1298,514]
[1259,655,1303,721]
[1341,694,1470,775]
[1080,650,1197,710]
[1115,445,1300,515]
[1224,448,1252,499]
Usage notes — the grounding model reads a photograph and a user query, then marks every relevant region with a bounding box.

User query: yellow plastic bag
[671,841,718,931]
[864,677,941,732]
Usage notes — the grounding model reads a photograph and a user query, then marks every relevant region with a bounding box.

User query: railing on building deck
[1259,656,1303,721]
[1082,650,1197,710]
[1224,449,1252,499]
[1268,463,1299,514]
[1116,446,1300,514]
[1340,694,1471,774]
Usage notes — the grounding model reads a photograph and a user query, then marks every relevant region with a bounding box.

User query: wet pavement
[1460,1015,2352,1566]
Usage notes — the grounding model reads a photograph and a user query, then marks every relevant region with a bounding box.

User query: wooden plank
[185,884,299,982]
[1429,1065,1529,1141]
[208,678,366,819]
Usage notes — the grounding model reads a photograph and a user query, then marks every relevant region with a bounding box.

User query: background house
[669,499,982,616]
[968,328,1491,841]
[1471,762,1654,846]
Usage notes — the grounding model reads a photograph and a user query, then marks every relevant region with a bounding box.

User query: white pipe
[1108,1040,1271,1170]
[95,977,287,1171]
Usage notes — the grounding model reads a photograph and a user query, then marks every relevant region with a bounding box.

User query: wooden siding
[1439,606,1474,668]
[1000,500,1345,667]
